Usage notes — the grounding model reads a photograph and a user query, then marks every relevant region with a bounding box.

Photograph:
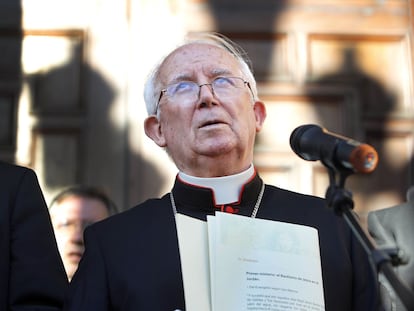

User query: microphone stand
[324,167,414,311]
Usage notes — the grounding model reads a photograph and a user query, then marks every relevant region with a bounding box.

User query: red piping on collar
[176,168,258,207]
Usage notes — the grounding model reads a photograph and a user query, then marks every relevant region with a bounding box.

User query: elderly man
[64,32,381,310]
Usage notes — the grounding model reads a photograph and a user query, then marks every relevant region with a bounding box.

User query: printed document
[175,212,325,311]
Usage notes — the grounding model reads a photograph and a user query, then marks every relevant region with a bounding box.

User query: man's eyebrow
[166,69,233,84]
[211,68,233,76]
[167,74,193,84]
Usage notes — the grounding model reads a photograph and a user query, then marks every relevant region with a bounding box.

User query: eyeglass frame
[155,76,254,114]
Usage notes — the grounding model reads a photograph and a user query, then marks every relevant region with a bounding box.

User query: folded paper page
[175,214,211,311]
[210,212,325,311]
[175,212,325,311]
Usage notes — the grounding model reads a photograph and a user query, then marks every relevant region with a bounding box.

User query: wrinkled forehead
[158,42,243,82]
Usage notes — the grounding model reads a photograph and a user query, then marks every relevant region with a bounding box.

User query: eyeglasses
[156,76,252,113]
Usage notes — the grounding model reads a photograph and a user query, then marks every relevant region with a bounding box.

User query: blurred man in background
[368,185,414,311]
[49,185,118,280]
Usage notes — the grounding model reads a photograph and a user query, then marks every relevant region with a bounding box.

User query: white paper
[207,216,217,308]
[210,212,325,311]
[175,214,211,311]
[175,212,325,311]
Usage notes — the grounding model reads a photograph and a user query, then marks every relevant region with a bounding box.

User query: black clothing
[65,173,380,310]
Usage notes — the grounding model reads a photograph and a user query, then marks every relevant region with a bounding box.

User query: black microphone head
[290,124,379,174]
[289,124,324,161]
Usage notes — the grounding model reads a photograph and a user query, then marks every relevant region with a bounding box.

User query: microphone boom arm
[289,124,414,309]
[324,166,414,311]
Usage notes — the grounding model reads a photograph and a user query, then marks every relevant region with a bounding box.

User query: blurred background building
[1,0,413,228]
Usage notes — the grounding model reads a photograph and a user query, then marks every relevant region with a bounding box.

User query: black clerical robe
[64,173,381,310]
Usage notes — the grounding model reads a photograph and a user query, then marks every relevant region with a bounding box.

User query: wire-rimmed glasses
[155,76,252,113]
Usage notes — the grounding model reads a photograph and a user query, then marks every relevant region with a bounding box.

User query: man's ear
[253,100,267,132]
[144,116,167,147]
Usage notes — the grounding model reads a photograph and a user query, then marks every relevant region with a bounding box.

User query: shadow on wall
[207,0,287,81]
[24,40,164,211]
[206,1,410,213]
[304,46,410,213]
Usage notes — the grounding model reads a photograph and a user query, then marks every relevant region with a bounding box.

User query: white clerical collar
[178,165,255,205]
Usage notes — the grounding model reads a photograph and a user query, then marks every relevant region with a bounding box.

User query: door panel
[178,0,414,224]
[0,0,412,219]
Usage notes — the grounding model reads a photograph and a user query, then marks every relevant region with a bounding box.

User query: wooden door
[14,0,131,207]
[1,0,413,219]
[170,0,414,224]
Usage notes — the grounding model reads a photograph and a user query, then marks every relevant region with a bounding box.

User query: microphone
[289,124,378,174]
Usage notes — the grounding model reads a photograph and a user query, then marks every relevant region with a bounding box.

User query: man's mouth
[67,251,83,262]
[200,120,226,128]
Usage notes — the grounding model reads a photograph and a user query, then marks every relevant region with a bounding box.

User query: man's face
[146,43,266,176]
[50,196,109,280]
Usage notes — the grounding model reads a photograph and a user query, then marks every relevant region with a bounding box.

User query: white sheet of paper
[175,212,325,311]
[175,213,211,311]
[210,212,325,311]
[207,216,217,308]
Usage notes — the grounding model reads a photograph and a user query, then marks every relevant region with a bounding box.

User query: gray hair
[143,32,259,116]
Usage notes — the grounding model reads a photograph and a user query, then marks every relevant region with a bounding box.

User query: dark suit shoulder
[371,202,414,219]
[0,162,44,218]
[0,161,35,187]
[264,184,326,210]
[261,184,347,236]
[0,161,33,174]
[84,194,174,244]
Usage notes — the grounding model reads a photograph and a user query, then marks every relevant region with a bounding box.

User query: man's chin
[66,265,79,280]
[197,133,237,149]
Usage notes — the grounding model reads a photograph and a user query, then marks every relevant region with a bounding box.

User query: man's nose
[198,83,214,97]
[70,225,84,244]
[198,83,218,107]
